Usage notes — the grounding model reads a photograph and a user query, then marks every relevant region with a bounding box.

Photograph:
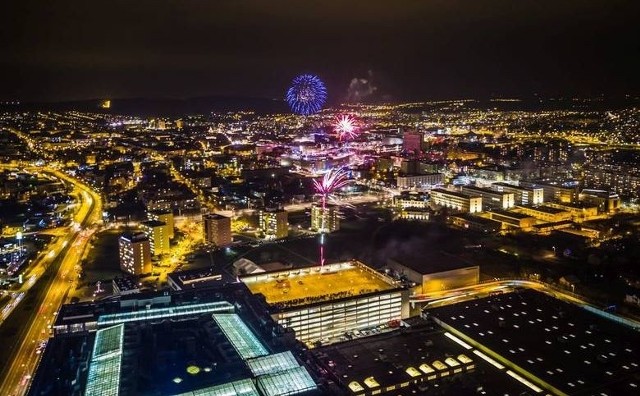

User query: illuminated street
[0,164,102,396]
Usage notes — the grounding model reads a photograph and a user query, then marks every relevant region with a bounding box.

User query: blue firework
[286,74,327,115]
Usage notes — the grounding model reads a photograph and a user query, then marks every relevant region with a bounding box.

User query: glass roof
[256,366,317,396]
[85,324,124,396]
[178,379,260,396]
[212,313,269,360]
[98,301,234,326]
[247,351,299,377]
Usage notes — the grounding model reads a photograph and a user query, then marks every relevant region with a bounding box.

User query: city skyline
[2,2,640,396]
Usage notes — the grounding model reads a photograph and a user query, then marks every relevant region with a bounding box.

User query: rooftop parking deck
[241,261,397,308]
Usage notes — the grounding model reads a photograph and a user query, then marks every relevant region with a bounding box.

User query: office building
[241,260,409,345]
[521,181,577,203]
[311,203,340,233]
[491,182,544,205]
[449,214,502,233]
[147,209,174,239]
[203,214,232,247]
[431,189,482,213]
[514,205,572,223]
[394,192,430,209]
[396,173,444,189]
[386,258,480,294]
[544,202,599,222]
[394,192,431,221]
[579,189,620,213]
[259,208,288,240]
[141,219,171,255]
[460,185,515,210]
[118,232,152,275]
[487,210,537,230]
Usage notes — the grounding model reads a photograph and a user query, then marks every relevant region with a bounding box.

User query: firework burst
[286,74,327,115]
[334,115,360,141]
[313,168,351,199]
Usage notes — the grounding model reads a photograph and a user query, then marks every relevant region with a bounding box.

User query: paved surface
[0,166,102,396]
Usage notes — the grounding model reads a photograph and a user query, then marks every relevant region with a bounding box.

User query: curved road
[414,278,640,329]
[0,166,102,396]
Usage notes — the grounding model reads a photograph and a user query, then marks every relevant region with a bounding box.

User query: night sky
[2,0,638,102]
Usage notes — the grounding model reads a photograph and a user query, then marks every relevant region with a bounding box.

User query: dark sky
[1,0,639,102]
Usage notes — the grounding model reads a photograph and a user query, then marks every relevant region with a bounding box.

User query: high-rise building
[118,232,152,275]
[140,220,170,256]
[147,209,174,239]
[311,204,340,233]
[203,214,232,247]
[259,208,288,240]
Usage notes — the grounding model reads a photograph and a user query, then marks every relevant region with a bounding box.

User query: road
[0,165,102,396]
[415,278,640,329]
[0,166,96,325]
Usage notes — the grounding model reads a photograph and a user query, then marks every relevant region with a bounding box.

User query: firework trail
[313,168,351,266]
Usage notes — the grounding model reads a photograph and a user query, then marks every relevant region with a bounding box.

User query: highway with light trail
[0,164,102,396]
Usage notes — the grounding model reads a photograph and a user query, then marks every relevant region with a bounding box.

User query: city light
[2,5,638,394]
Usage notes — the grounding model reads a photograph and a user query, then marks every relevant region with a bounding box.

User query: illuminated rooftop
[212,313,269,360]
[179,379,259,396]
[98,301,234,326]
[241,261,397,309]
[85,324,124,396]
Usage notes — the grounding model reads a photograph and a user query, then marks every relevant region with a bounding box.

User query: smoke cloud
[346,70,377,102]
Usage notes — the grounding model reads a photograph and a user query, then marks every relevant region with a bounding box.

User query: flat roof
[429,289,640,395]
[256,366,317,396]
[490,210,535,220]
[462,185,511,196]
[516,205,567,214]
[168,267,223,289]
[241,261,397,309]
[492,182,542,191]
[141,219,166,227]
[432,188,480,199]
[180,379,259,396]
[247,351,300,377]
[85,324,124,396]
[112,276,139,291]
[312,320,533,395]
[389,252,478,275]
[213,313,269,360]
[452,213,503,225]
[98,301,234,326]
[203,213,230,220]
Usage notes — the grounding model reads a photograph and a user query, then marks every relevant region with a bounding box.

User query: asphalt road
[0,165,102,396]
